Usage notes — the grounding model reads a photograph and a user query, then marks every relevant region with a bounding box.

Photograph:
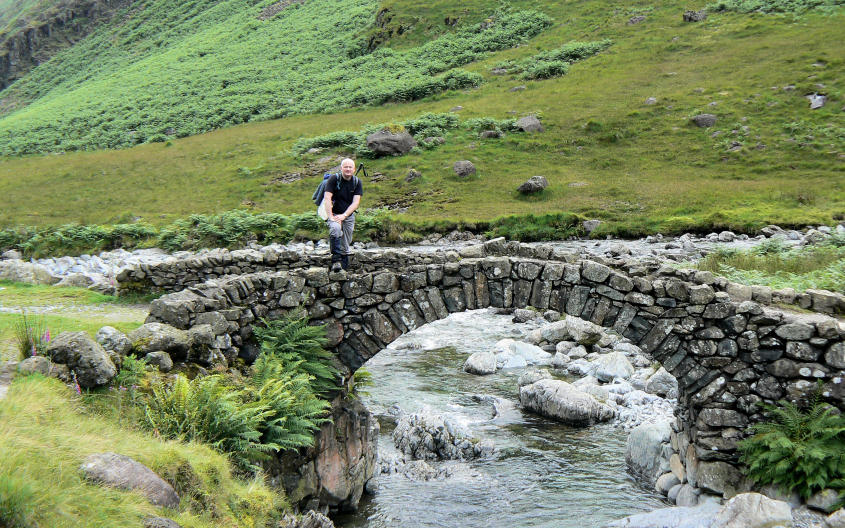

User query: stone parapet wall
[117,239,844,315]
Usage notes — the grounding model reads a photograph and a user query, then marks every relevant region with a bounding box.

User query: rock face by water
[519,379,615,425]
[80,452,180,508]
[463,350,497,375]
[392,410,493,461]
[625,420,672,486]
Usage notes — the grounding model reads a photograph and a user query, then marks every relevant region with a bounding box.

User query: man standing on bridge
[324,157,363,272]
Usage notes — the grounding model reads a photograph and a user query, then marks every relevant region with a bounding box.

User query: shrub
[496,39,611,80]
[708,0,843,13]
[738,397,845,500]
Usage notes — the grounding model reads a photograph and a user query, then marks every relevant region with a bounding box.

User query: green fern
[253,309,340,396]
[738,397,845,500]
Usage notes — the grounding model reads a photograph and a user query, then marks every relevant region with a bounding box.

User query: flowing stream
[336,309,668,528]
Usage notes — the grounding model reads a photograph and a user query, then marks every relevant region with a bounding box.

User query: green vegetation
[0,374,285,527]
[694,236,845,291]
[0,1,550,154]
[493,40,612,80]
[708,0,844,14]
[0,0,842,237]
[144,311,336,472]
[11,310,48,360]
[739,396,845,501]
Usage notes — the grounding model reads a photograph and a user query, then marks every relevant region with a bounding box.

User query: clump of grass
[485,212,583,241]
[12,311,50,360]
[696,238,845,292]
[0,375,285,527]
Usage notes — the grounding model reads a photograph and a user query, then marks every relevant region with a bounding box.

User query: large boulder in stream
[463,351,497,375]
[519,379,615,426]
[392,410,493,461]
[493,339,551,369]
[625,420,672,486]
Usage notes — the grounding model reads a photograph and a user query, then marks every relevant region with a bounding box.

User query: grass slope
[0,375,284,527]
[0,0,842,236]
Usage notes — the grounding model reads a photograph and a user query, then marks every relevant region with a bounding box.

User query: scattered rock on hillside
[146,351,174,372]
[366,128,417,156]
[583,219,602,234]
[683,10,707,22]
[480,129,503,139]
[692,114,717,128]
[517,175,549,194]
[645,97,657,105]
[144,518,182,528]
[81,452,180,508]
[516,115,544,132]
[449,105,463,111]
[47,332,116,388]
[807,93,827,109]
[628,15,646,24]
[453,160,476,178]
[510,85,526,92]
[422,136,445,146]
[405,169,421,183]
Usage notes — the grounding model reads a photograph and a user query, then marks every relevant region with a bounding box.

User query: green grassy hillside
[0,0,842,236]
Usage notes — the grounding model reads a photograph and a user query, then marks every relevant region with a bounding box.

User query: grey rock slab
[80,452,179,508]
[645,367,679,398]
[607,501,720,528]
[692,114,717,128]
[711,492,792,528]
[592,352,635,382]
[453,160,476,178]
[516,115,544,132]
[809,489,841,513]
[128,323,191,357]
[626,420,672,486]
[144,518,182,528]
[463,351,497,375]
[366,129,417,156]
[517,175,549,194]
[145,351,173,373]
[828,509,845,528]
[47,331,116,388]
[519,379,615,425]
[657,473,682,495]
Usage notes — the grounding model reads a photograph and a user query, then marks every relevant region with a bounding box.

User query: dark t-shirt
[326,174,363,214]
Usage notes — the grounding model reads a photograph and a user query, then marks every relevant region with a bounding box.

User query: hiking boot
[331,262,342,273]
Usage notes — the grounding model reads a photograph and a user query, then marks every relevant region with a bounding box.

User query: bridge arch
[146,252,845,500]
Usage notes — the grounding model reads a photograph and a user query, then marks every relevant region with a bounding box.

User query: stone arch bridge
[135,241,844,505]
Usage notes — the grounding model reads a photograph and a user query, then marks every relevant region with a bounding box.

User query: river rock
[626,420,672,486]
[809,489,841,513]
[592,352,635,382]
[540,317,603,345]
[512,308,539,323]
[453,160,476,178]
[517,368,552,388]
[519,379,615,425]
[493,339,551,369]
[657,473,682,495]
[47,332,116,388]
[607,501,721,528]
[645,367,679,398]
[366,128,417,156]
[96,326,133,356]
[463,351,497,375]
[828,509,845,528]
[710,492,792,528]
[80,452,179,508]
[393,410,493,461]
[128,323,191,358]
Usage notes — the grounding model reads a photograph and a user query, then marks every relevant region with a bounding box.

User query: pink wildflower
[42,329,50,343]
[73,372,82,395]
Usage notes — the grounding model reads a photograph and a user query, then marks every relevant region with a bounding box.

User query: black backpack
[312,164,365,206]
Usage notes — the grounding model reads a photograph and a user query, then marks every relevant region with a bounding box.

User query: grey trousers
[327,213,355,255]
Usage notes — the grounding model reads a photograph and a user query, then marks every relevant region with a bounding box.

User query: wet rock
[657,472,681,495]
[607,501,720,527]
[81,452,179,508]
[809,489,841,513]
[626,420,672,486]
[645,367,679,399]
[278,511,336,528]
[711,492,792,528]
[512,308,539,323]
[463,351,497,375]
[453,160,476,178]
[828,509,845,528]
[519,379,615,426]
[493,339,551,369]
[517,368,552,388]
[392,410,493,461]
[592,352,635,382]
[366,128,417,156]
[47,332,116,388]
